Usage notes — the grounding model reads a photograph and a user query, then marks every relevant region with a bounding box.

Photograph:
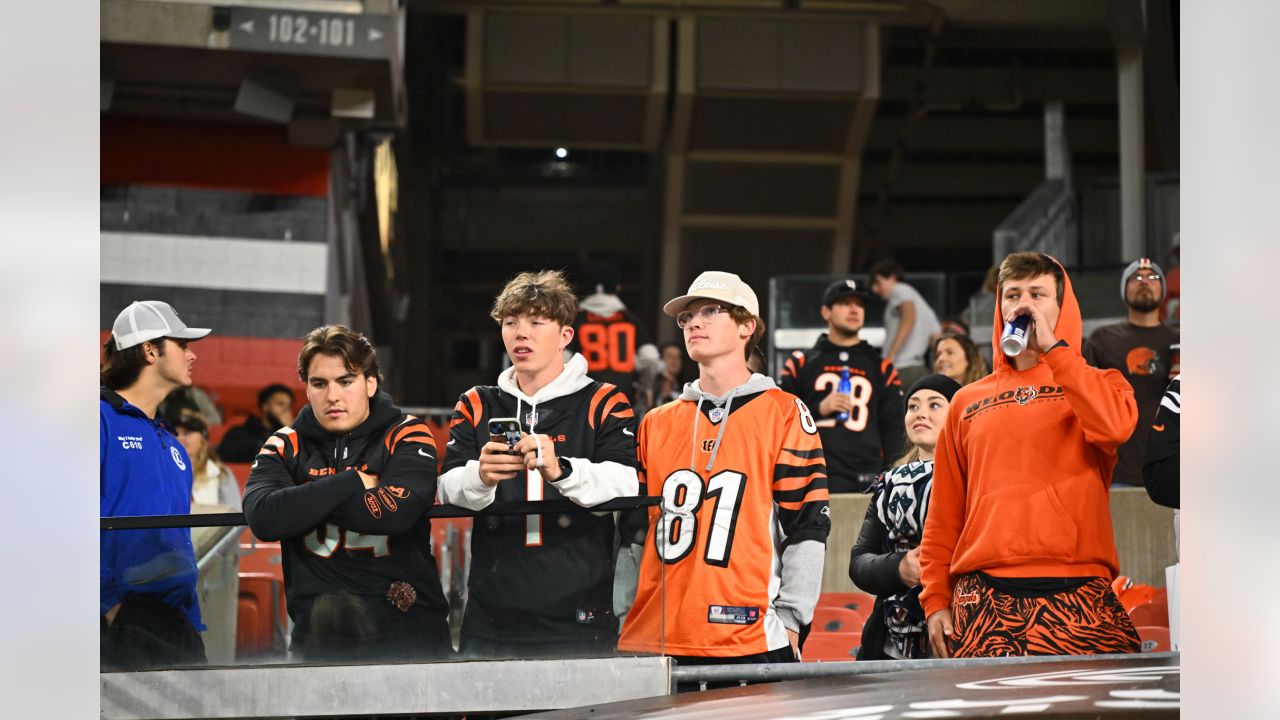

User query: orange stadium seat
[1129,600,1170,628]
[802,632,861,662]
[237,573,287,656]
[1117,581,1158,612]
[1136,625,1171,653]
[818,591,875,615]
[812,605,865,634]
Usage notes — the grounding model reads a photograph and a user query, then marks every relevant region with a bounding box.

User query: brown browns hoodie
[919,258,1138,618]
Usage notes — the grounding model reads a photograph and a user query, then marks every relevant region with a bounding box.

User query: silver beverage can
[1000,315,1032,356]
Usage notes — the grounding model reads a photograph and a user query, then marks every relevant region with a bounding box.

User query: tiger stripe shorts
[948,573,1141,658]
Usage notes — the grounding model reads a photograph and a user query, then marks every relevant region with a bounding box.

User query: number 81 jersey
[617,383,831,657]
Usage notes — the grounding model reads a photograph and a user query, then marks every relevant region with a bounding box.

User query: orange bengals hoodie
[919,259,1138,618]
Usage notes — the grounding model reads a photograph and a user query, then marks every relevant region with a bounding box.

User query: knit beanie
[905,374,963,403]
[1120,257,1166,301]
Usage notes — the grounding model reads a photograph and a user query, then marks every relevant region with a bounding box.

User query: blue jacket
[100,388,203,630]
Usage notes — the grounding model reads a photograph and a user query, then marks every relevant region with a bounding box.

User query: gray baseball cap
[111,300,211,351]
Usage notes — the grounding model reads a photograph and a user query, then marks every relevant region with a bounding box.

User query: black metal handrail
[100,496,661,530]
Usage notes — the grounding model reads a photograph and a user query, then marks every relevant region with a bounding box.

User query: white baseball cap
[663,271,760,317]
[111,300,212,351]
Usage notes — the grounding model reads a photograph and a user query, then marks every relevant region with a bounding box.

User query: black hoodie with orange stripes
[243,392,450,651]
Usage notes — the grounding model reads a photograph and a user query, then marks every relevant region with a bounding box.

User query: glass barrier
[101,496,670,671]
[767,273,947,376]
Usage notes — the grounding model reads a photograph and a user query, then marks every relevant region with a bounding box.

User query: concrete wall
[822,487,1177,593]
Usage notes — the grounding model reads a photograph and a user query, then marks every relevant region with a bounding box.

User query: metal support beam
[1117,41,1145,261]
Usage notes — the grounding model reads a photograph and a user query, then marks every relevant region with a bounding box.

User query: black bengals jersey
[242,392,450,656]
[780,334,905,491]
[569,308,650,394]
[441,379,639,644]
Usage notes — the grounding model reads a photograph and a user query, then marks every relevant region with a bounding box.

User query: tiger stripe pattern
[948,573,1141,658]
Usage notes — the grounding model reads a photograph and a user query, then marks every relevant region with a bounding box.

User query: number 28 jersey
[780,334,905,487]
[617,382,831,657]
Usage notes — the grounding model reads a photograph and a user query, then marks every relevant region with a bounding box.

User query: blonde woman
[174,414,241,511]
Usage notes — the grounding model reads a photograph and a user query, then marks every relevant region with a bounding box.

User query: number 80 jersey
[617,382,831,658]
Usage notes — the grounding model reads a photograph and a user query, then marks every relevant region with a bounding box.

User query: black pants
[101,593,206,670]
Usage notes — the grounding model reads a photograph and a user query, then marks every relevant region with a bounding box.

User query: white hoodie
[436,353,640,510]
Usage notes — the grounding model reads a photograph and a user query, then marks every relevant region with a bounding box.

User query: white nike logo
[622,427,634,436]
[447,438,456,446]
[418,449,435,460]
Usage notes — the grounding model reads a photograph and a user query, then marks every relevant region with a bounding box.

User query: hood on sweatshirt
[990,254,1083,374]
[580,293,628,317]
[496,352,596,467]
[678,373,778,472]
[293,390,402,442]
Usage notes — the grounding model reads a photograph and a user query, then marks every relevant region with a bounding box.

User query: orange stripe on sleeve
[772,473,824,492]
[587,385,613,430]
[461,389,482,426]
[286,432,298,457]
[601,393,629,420]
[777,454,825,468]
[777,488,830,510]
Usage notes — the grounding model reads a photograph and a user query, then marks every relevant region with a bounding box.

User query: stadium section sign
[228,8,391,60]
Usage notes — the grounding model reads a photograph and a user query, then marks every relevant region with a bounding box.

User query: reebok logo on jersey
[708,605,759,625]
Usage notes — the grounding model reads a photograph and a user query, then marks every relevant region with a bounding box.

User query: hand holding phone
[478,418,525,487]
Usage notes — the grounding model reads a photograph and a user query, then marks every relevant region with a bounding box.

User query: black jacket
[242,392,449,636]
[217,415,275,463]
[780,334,906,490]
[1143,376,1180,509]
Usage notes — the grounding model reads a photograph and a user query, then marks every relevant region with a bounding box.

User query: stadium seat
[812,605,865,634]
[818,591,875,615]
[237,573,285,656]
[239,532,287,627]
[802,632,861,661]
[1136,625,1171,653]
[1117,582,1157,612]
[1129,600,1169,628]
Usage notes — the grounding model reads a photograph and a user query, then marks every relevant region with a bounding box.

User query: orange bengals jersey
[616,386,831,657]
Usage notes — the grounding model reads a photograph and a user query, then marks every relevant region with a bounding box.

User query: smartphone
[488,417,522,454]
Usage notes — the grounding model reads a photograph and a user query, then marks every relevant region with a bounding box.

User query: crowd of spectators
[101,247,1180,668]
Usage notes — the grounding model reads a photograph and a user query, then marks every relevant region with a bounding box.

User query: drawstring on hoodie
[703,393,735,472]
[515,396,544,468]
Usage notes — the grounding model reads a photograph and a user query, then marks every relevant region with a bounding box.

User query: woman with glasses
[848,374,961,659]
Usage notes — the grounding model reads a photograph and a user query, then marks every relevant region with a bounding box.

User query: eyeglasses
[676,304,731,329]
[1128,273,1162,283]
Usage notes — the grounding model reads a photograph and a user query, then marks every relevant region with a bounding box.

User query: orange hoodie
[919,258,1138,618]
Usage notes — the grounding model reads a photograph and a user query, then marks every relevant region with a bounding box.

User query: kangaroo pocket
[955,484,1078,566]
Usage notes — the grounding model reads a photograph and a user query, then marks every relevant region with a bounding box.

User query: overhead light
[555,147,568,159]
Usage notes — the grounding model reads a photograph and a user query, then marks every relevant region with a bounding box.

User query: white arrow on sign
[368,27,383,42]
[239,19,255,34]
